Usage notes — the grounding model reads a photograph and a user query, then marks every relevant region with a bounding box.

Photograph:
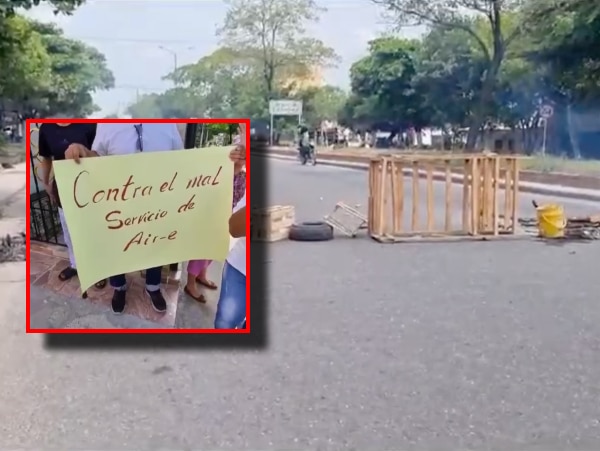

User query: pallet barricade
[368,154,523,242]
[251,205,295,242]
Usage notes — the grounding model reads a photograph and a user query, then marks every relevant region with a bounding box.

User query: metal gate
[29,124,65,245]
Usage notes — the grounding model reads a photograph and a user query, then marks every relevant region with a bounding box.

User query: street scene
[2,154,600,448]
[2,0,600,448]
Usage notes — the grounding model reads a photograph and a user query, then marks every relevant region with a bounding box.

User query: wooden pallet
[324,202,367,237]
[251,205,295,242]
[368,153,524,243]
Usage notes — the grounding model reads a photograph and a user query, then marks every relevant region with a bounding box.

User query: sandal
[94,279,107,289]
[184,286,206,304]
[195,277,218,290]
[58,266,78,281]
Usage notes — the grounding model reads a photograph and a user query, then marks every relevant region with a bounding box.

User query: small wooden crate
[251,205,295,242]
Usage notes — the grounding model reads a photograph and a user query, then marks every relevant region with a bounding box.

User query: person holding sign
[63,122,184,314]
[184,128,247,303]
[38,122,107,290]
[214,190,247,329]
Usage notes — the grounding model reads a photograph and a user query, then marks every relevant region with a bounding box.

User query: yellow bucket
[536,204,566,238]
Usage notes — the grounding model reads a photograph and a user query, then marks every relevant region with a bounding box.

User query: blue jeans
[214,261,246,329]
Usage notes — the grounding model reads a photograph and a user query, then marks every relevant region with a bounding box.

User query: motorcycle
[298,141,317,166]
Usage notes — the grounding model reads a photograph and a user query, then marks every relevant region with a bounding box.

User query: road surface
[2,158,599,450]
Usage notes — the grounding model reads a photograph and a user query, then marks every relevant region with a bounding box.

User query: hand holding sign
[65,143,94,163]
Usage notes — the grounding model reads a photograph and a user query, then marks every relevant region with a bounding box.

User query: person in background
[63,123,184,314]
[38,122,107,290]
[184,124,247,303]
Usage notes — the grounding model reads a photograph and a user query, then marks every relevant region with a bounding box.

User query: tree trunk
[466,16,504,152]
[465,61,501,151]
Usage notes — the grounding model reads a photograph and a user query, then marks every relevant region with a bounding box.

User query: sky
[24,0,424,117]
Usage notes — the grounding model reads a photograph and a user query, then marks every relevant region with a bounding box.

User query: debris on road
[289,221,333,242]
[0,232,25,262]
[251,205,295,242]
[518,216,600,240]
[324,202,367,237]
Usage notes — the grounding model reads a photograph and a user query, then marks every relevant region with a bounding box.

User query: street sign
[269,100,303,116]
[540,105,553,119]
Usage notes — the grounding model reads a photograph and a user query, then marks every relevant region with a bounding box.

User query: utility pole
[158,45,194,87]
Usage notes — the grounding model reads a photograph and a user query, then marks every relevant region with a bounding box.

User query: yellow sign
[53,148,234,293]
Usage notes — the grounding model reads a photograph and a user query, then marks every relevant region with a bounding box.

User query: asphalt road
[2,158,600,450]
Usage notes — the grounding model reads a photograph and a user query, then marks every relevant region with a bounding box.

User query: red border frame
[26,118,250,334]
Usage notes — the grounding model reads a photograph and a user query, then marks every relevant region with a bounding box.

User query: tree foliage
[0,2,114,118]
[338,0,599,157]
[0,0,84,17]
[371,0,529,149]
[127,0,344,126]
[217,0,339,104]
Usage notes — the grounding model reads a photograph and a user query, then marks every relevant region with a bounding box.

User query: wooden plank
[397,162,404,233]
[426,163,434,232]
[510,158,520,235]
[411,161,419,231]
[470,157,479,235]
[504,160,513,231]
[462,159,470,232]
[445,160,452,232]
[378,159,388,236]
[492,156,500,235]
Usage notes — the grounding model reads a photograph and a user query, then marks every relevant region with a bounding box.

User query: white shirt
[92,123,183,156]
[227,193,246,276]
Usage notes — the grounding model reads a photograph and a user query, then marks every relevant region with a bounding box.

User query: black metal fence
[29,124,65,246]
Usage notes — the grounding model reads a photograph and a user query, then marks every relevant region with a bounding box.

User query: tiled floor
[29,242,181,326]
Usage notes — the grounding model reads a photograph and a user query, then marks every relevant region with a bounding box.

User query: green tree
[0,15,52,111]
[0,0,84,17]
[523,0,600,158]
[217,0,339,105]
[27,20,115,116]
[170,47,266,118]
[371,0,529,150]
[343,37,428,137]
[299,85,347,127]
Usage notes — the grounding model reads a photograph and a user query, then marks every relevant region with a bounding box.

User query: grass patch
[0,143,26,166]
[522,156,600,175]
[313,146,600,176]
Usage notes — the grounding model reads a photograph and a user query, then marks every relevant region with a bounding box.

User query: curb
[260,153,600,202]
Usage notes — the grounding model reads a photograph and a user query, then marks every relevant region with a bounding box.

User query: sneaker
[111,290,126,314]
[146,289,167,313]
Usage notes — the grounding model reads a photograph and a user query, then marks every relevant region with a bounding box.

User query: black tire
[289,221,334,242]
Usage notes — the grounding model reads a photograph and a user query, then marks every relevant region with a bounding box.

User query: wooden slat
[426,163,434,231]
[445,160,452,232]
[379,159,388,236]
[492,156,500,235]
[504,161,512,230]
[470,157,479,235]
[411,161,419,231]
[510,158,520,235]
[462,159,470,232]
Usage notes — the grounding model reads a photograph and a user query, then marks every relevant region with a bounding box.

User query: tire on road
[289,221,333,242]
